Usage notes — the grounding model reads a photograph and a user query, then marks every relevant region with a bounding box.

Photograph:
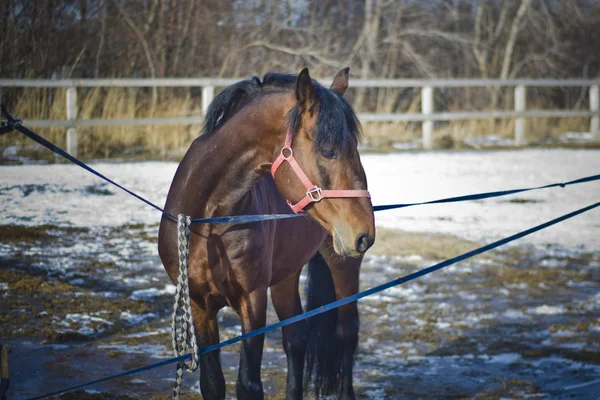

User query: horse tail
[304,251,343,397]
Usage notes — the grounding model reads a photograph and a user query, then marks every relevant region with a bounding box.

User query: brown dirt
[370,227,483,260]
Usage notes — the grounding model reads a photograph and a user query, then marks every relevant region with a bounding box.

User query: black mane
[201,72,361,152]
[201,76,263,136]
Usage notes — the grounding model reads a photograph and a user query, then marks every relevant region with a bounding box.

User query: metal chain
[171,214,199,400]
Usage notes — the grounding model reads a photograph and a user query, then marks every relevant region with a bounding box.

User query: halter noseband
[270,128,371,214]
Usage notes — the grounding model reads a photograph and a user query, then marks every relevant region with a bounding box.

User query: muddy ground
[1,153,599,399]
[2,223,599,399]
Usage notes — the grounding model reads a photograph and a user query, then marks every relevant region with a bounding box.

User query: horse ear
[295,68,317,110]
[330,67,349,96]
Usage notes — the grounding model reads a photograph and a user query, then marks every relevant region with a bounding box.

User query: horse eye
[321,149,337,159]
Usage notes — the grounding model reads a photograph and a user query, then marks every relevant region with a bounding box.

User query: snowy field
[1,149,598,248]
[366,149,600,249]
[1,148,599,399]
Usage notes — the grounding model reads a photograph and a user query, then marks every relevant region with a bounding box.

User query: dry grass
[370,227,482,261]
[0,87,594,159]
[1,87,202,159]
[361,116,590,150]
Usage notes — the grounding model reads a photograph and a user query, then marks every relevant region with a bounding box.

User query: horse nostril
[355,233,372,254]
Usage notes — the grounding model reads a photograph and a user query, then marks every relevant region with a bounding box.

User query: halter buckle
[307,186,323,202]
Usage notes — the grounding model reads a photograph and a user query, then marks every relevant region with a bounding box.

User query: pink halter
[271,128,371,214]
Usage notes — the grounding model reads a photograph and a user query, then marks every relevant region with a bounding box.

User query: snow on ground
[1,149,599,399]
[0,149,598,249]
[363,149,600,249]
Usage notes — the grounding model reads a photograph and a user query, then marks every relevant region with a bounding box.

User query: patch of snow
[97,343,170,357]
[559,342,587,350]
[386,284,426,301]
[362,294,396,303]
[529,305,565,315]
[363,150,600,249]
[392,141,421,150]
[56,312,114,335]
[458,292,478,301]
[463,134,515,147]
[124,327,170,338]
[223,324,242,337]
[362,337,378,349]
[43,344,70,350]
[459,312,497,327]
[130,285,175,300]
[526,356,600,379]
[0,283,8,291]
[506,283,529,289]
[567,280,596,288]
[2,145,22,156]
[502,309,528,320]
[188,380,202,394]
[66,313,113,324]
[120,311,157,325]
[579,292,600,311]
[552,329,576,338]
[559,132,593,143]
[364,388,387,398]
[90,291,119,298]
[0,162,173,228]
[123,276,151,285]
[1,150,598,250]
[540,258,567,268]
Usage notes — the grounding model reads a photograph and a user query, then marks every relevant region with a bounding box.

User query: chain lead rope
[171,214,199,399]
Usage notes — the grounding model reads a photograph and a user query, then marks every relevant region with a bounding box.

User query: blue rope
[372,174,600,212]
[1,105,599,223]
[25,199,600,400]
[0,104,175,219]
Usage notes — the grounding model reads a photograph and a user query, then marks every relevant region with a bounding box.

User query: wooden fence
[1,78,599,156]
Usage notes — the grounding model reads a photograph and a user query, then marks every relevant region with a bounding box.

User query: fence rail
[1,78,599,155]
[2,78,600,88]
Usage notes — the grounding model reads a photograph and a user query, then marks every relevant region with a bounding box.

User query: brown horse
[158,68,375,399]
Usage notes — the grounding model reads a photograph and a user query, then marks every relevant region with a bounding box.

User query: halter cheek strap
[270,129,371,214]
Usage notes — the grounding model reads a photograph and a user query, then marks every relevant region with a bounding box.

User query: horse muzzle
[333,226,375,257]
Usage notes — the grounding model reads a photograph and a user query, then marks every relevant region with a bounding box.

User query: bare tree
[2,0,599,114]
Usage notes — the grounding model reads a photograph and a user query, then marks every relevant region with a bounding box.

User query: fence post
[421,86,434,149]
[514,85,526,146]
[202,86,214,115]
[0,345,9,400]
[590,85,599,142]
[66,87,78,157]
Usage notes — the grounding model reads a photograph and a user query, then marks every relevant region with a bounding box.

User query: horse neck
[183,93,293,218]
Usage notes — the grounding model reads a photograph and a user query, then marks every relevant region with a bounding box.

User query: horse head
[271,68,375,257]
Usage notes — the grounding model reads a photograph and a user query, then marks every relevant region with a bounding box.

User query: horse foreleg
[271,273,307,400]
[235,288,268,400]
[321,243,362,400]
[191,303,225,400]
